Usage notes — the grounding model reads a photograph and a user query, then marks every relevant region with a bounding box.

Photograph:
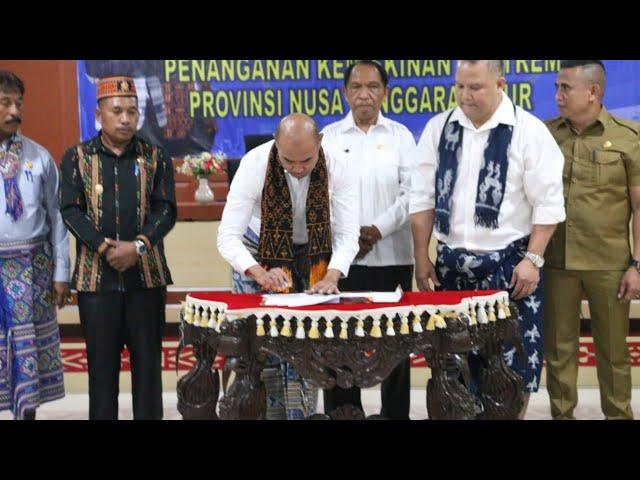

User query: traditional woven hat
[96,76,137,100]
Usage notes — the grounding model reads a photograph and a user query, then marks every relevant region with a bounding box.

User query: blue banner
[77,60,640,159]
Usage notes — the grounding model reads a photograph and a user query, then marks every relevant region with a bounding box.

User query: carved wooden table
[176,290,524,420]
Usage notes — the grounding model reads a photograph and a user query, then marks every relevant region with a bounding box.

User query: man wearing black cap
[545,60,640,419]
[59,76,177,420]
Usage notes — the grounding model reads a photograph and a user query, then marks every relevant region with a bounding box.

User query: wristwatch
[135,239,148,256]
[525,251,545,268]
[629,259,640,274]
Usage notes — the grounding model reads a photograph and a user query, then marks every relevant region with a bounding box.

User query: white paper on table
[262,285,403,307]
[261,293,341,307]
[339,285,403,303]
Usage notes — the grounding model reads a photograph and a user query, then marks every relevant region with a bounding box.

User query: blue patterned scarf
[0,134,24,222]
[435,107,515,235]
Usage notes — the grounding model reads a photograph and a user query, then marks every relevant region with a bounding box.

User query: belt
[0,235,47,253]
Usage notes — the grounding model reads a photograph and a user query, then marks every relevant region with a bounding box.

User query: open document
[261,285,403,307]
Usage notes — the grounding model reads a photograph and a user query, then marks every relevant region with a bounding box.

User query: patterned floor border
[59,337,640,372]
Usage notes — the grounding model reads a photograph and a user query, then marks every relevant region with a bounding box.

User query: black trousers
[78,287,167,420]
[323,264,413,419]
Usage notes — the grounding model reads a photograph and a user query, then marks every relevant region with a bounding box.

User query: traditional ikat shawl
[435,107,515,235]
[258,143,332,293]
[0,134,24,221]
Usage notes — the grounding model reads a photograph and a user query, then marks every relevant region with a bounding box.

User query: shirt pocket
[571,151,598,186]
[20,164,44,208]
[593,149,626,186]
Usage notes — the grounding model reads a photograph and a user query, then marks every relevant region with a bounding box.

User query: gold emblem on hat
[25,160,33,169]
[120,81,130,92]
[376,144,384,150]
[603,141,612,148]
[95,184,104,195]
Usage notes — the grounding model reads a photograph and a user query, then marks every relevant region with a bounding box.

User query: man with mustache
[410,60,565,419]
[59,76,176,419]
[0,70,69,420]
[320,60,415,419]
[544,60,640,420]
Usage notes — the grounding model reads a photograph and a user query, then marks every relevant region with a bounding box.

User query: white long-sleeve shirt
[217,140,359,276]
[0,133,70,282]
[322,112,415,266]
[410,91,565,252]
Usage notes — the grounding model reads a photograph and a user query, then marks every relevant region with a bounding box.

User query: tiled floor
[1,387,637,420]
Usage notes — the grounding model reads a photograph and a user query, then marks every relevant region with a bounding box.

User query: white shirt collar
[450,91,516,133]
[338,110,391,134]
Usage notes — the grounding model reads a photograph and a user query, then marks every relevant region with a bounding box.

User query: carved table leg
[177,325,220,420]
[218,318,268,420]
[475,325,524,420]
[425,348,476,420]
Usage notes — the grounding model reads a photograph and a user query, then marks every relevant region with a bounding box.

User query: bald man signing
[217,113,359,419]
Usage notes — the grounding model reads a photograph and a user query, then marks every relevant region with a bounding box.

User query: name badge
[24,160,34,182]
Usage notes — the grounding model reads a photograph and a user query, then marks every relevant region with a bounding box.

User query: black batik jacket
[59,133,176,292]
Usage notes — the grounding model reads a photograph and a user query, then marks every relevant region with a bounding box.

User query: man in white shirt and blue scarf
[410,60,565,419]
